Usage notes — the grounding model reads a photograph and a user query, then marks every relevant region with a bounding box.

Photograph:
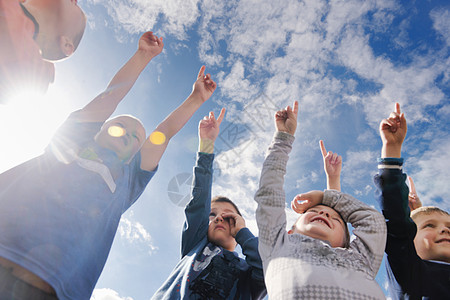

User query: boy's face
[414,212,450,263]
[95,116,146,164]
[207,202,238,251]
[290,204,346,248]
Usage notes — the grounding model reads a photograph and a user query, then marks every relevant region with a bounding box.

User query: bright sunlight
[0,88,74,173]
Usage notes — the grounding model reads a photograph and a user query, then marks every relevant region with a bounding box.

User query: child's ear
[59,36,75,57]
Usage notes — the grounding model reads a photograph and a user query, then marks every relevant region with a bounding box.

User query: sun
[0,88,75,173]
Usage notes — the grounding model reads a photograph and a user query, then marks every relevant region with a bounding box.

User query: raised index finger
[293,100,299,115]
[197,65,206,79]
[395,102,401,115]
[319,140,327,158]
[408,176,416,194]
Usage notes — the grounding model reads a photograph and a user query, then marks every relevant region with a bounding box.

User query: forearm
[235,228,266,296]
[181,152,214,256]
[323,190,387,275]
[236,228,262,270]
[139,93,205,171]
[78,50,153,122]
[327,175,341,191]
[375,159,410,221]
[374,163,424,294]
[154,94,204,140]
[255,131,294,258]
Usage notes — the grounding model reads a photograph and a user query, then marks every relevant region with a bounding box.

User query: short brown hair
[411,206,449,221]
[211,196,242,216]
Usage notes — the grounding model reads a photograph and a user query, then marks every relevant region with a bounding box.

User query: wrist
[381,144,401,158]
[187,92,206,105]
[135,49,155,64]
[199,139,215,153]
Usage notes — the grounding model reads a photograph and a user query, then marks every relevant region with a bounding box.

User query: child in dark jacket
[152,109,266,300]
[374,102,450,299]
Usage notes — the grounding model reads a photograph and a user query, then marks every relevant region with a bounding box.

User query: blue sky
[1,0,449,299]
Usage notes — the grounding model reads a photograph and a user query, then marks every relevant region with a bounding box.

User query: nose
[441,226,450,234]
[319,210,330,218]
[214,214,224,223]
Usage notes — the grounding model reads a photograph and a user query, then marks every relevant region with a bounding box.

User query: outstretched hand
[408,176,422,211]
[275,101,299,135]
[222,212,246,238]
[192,66,217,103]
[380,102,407,158]
[291,190,324,214]
[138,31,164,58]
[199,108,226,141]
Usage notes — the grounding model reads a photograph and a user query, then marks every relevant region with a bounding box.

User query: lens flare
[149,131,166,145]
[108,125,126,137]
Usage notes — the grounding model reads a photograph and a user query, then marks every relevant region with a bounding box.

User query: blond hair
[411,206,449,222]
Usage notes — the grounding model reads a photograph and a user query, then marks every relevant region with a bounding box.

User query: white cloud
[118,217,158,254]
[91,288,133,300]
[430,7,450,47]
[218,61,258,102]
[87,0,200,39]
[406,137,450,211]
[342,150,378,196]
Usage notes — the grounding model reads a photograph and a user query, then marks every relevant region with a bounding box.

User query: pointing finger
[408,176,416,194]
[197,65,206,79]
[217,108,226,124]
[319,140,327,158]
[395,102,401,115]
[292,101,299,115]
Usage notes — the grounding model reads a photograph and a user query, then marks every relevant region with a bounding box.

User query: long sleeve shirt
[255,131,386,299]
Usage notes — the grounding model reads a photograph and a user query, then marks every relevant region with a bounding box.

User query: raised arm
[76,32,164,122]
[139,66,217,171]
[374,103,427,298]
[319,140,342,191]
[181,109,225,256]
[255,101,298,259]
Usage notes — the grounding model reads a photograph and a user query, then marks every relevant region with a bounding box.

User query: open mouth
[310,216,331,228]
[436,238,450,244]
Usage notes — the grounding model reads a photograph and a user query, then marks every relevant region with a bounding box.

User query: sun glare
[149,131,166,145]
[0,89,74,173]
[108,125,126,137]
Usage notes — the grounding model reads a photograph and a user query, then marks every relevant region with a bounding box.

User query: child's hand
[408,176,422,211]
[291,191,323,214]
[380,102,407,158]
[275,101,299,135]
[291,190,324,214]
[138,31,164,58]
[191,66,217,103]
[198,108,225,153]
[320,140,342,178]
[199,108,226,142]
[222,212,246,238]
